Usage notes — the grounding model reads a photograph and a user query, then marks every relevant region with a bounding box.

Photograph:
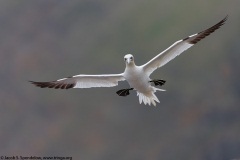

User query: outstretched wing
[142,16,228,76]
[30,74,125,89]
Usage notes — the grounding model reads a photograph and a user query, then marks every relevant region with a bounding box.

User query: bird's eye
[130,57,133,60]
[124,58,127,61]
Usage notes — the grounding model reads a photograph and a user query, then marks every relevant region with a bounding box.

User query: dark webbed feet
[116,88,134,96]
[150,79,166,86]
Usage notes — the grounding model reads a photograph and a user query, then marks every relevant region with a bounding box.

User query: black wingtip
[29,80,75,89]
[220,15,228,25]
[187,16,228,44]
[224,15,229,21]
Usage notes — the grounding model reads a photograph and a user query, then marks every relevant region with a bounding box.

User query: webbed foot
[116,88,134,96]
[149,79,166,86]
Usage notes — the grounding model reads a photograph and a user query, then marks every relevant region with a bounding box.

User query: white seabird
[30,16,227,106]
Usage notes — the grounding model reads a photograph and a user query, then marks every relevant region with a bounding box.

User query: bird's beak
[127,59,131,64]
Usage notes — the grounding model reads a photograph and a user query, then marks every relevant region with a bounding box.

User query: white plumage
[30,16,227,106]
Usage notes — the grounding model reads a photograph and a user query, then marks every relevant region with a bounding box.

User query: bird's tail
[137,87,165,106]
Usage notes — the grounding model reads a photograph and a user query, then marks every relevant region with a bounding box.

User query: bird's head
[124,54,135,65]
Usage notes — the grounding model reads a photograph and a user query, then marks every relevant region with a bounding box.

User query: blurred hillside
[0,0,240,160]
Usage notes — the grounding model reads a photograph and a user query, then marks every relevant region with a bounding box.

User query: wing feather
[142,16,228,76]
[30,74,125,89]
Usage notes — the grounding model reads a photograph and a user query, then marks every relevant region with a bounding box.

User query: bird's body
[124,62,150,94]
[30,16,227,106]
[122,55,165,105]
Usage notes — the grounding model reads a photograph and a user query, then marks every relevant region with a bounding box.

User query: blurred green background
[0,0,239,160]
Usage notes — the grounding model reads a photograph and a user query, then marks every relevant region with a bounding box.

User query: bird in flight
[30,16,227,106]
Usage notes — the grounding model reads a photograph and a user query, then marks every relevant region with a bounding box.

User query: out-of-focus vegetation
[0,0,239,160]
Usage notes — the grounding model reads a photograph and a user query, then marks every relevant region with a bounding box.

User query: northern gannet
[30,16,227,106]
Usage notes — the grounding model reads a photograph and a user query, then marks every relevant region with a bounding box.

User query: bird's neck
[126,62,136,68]
[125,62,137,73]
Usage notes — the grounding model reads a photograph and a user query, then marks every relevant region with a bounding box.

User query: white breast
[123,66,151,93]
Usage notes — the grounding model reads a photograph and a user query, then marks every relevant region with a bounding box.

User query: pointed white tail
[137,87,165,106]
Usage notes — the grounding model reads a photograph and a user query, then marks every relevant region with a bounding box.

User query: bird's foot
[149,79,166,86]
[116,88,134,97]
